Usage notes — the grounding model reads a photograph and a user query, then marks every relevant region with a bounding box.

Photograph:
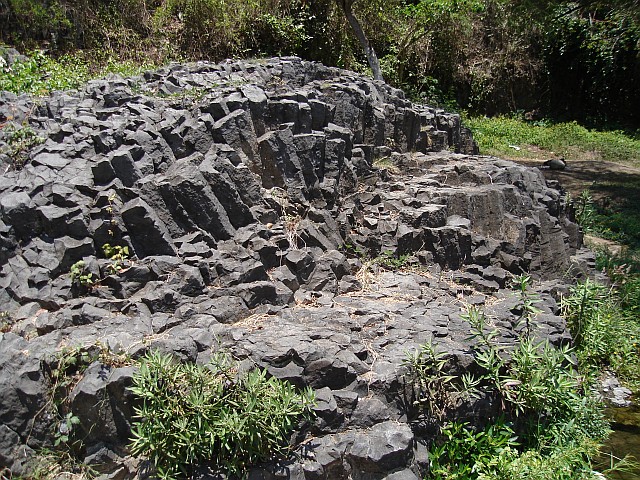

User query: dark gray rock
[313,387,344,433]
[0,57,590,479]
[382,469,421,480]
[304,356,356,390]
[121,198,176,258]
[285,249,316,283]
[70,363,136,446]
[347,421,414,473]
[349,397,392,427]
[1,191,37,239]
[159,158,236,240]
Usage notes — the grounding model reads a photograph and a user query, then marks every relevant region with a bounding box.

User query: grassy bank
[465,115,640,167]
[0,49,154,95]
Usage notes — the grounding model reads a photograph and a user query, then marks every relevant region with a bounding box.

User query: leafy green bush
[0,50,88,94]
[574,190,598,234]
[405,277,611,479]
[0,49,154,96]
[253,10,310,55]
[477,438,605,480]
[429,420,517,480]
[404,339,478,421]
[465,304,609,447]
[129,350,315,479]
[563,279,640,393]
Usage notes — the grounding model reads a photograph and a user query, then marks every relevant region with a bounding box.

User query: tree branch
[334,0,385,82]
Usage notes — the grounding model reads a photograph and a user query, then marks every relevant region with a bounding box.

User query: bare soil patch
[516,158,640,204]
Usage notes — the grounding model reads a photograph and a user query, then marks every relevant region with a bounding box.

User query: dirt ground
[516,158,640,203]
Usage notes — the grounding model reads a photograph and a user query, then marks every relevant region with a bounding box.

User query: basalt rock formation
[0,57,591,478]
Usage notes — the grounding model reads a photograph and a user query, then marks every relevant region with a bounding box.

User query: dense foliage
[404,276,620,479]
[129,350,315,479]
[1,0,638,126]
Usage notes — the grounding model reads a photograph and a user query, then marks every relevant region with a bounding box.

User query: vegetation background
[1,0,639,128]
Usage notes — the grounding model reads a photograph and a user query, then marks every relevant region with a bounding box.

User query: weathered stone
[0,57,591,480]
[159,158,236,240]
[347,421,414,473]
[1,191,37,239]
[349,397,392,427]
[121,198,176,258]
[304,356,356,390]
[313,387,343,433]
[70,363,136,446]
[285,249,316,283]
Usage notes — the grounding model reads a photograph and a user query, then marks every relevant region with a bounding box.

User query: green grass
[589,183,640,251]
[563,279,640,394]
[464,115,640,166]
[129,350,315,479]
[569,190,640,393]
[0,49,155,95]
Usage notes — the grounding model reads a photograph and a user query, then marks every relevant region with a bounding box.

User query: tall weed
[562,279,640,393]
[405,276,611,479]
[129,350,315,479]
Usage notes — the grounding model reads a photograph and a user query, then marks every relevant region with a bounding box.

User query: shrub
[0,49,154,97]
[405,277,611,479]
[128,350,316,479]
[0,122,45,170]
[429,419,518,480]
[562,279,640,393]
[0,50,88,94]
[464,303,609,448]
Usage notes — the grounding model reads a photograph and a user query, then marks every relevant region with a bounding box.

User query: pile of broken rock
[0,57,594,478]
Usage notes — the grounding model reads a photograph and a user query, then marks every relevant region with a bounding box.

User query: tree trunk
[335,0,385,82]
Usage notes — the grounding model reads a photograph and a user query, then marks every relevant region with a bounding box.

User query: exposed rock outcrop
[0,57,588,478]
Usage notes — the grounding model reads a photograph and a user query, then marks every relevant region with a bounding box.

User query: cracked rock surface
[0,57,591,478]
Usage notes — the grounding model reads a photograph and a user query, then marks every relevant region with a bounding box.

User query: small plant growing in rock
[1,122,45,170]
[45,346,97,457]
[403,339,479,420]
[104,192,119,237]
[102,243,130,274]
[0,311,14,333]
[54,412,81,448]
[69,260,94,289]
[128,350,316,479]
[511,274,542,340]
[373,156,400,174]
[376,249,411,270]
[31,343,129,479]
